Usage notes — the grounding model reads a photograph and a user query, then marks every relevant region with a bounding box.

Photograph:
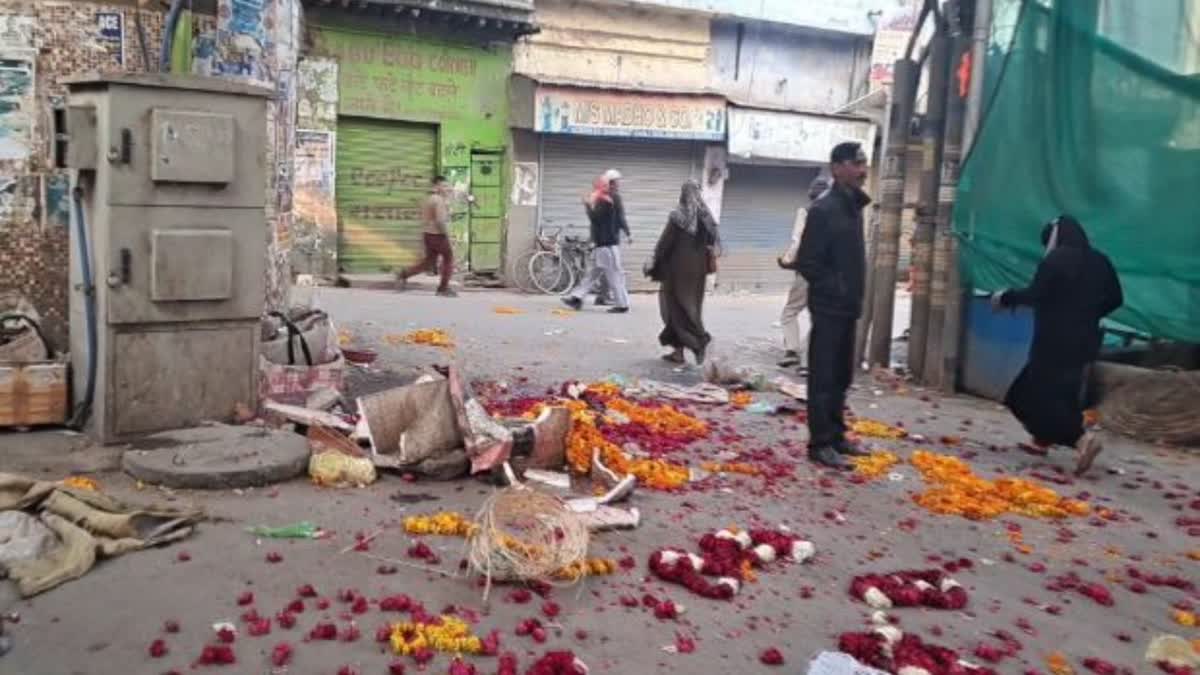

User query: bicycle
[508,225,562,294]
[529,232,592,295]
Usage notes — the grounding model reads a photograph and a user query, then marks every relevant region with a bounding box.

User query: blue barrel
[960,294,1034,401]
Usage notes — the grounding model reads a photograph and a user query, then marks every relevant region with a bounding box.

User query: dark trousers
[807,312,856,448]
[401,233,453,291]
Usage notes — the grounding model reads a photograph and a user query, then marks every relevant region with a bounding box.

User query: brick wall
[0,2,193,350]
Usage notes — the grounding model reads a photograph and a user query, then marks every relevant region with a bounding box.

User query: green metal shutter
[336,118,437,273]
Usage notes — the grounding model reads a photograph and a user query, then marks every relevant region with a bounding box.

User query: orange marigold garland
[531,393,697,491]
[910,450,1090,520]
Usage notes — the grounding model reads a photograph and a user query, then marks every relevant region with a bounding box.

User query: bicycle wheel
[529,251,569,295]
[508,249,538,293]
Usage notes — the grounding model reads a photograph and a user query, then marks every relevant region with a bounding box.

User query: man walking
[563,170,631,313]
[397,175,456,297]
[777,175,830,370]
[792,142,871,469]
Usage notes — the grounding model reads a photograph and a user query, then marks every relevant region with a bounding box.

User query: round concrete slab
[121,424,310,489]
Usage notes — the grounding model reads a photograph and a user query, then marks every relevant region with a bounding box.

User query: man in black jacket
[792,142,872,469]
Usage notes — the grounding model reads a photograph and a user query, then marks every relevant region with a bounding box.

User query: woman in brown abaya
[645,180,720,364]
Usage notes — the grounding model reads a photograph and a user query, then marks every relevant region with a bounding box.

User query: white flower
[863,586,893,609]
[940,578,962,593]
[753,544,777,563]
[715,529,752,549]
[717,577,740,594]
[686,553,705,571]
[659,550,681,565]
[790,540,816,562]
[870,610,889,626]
[914,580,934,592]
[898,667,933,675]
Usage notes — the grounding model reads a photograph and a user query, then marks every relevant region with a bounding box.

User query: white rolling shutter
[540,136,699,290]
[718,163,820,292]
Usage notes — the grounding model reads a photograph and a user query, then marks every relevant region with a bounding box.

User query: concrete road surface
[1,287,1195,675]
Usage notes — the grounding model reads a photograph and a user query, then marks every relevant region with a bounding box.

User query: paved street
[1,287,1197,675]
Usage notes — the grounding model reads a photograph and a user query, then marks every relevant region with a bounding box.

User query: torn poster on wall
[216,0,272,84]
[0,51,35,161]
[292,129,337,275]
[43,173,70,229]
[0,15,34,49]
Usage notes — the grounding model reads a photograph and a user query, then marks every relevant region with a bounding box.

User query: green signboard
[311,28,510,152]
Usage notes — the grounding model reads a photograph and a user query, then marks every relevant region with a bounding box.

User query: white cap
[603,169,622,181]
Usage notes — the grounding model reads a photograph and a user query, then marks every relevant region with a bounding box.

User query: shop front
[524,83,726,290]
[721,106,876,292]
[309,26,512,275]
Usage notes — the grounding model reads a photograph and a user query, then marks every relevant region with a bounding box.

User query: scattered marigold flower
[497,653,518,675]
[542,602,561,618]
[275,611,297,630]
[390,615,484,656]
[163,619,180,634]
[216,626,236,643]
[850,452,900,480]
[1173,610,1197,627]
[531,627,548,643]
[1046,652,1074,675]
[336,666,359,675]
[388,661,406,675]
[236,591,254,606]
[850,419,907,439]
[265,551,283,563]
[341,623,362,642]
[148,639,168,658]
[297,584,318,598]
[247,618,271,637]
[448,658,478,675]
[910,450,1089,520]
[351,596,369,614]
[176,551,191,562]
[759,648,785,665]
[403,509,477,535]
[317,598,331,610]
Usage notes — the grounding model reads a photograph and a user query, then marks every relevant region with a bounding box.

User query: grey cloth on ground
[569,245,629,308]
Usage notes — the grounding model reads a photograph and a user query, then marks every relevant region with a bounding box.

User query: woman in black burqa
[995,215,1123,475]
[645,180,720,364]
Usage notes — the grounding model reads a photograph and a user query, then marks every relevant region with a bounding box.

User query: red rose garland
[649,528,815,599]
[849,570,968,610]
[838,628,997,675]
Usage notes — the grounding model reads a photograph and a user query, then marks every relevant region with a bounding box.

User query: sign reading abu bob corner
[534,86,725,141]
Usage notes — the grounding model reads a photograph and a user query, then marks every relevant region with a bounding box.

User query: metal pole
[926,0,970,389]
[943,0,990,393]
[907,27,948,381]
[868,57,917,368]
[855,89,892,370]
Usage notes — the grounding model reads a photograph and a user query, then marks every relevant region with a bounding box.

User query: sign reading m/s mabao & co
[534,85,725,141]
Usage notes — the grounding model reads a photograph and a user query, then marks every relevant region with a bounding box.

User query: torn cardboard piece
[264,401,354,432]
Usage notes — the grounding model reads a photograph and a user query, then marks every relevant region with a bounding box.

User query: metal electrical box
[61,74,271,443]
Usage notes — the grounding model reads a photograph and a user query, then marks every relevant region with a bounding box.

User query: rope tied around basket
[466,484,590,604]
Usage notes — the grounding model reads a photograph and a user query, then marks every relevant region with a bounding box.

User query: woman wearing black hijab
[994,215,1123,475]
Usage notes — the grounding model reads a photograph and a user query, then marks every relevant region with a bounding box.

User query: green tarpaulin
[954,0,1200,342]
